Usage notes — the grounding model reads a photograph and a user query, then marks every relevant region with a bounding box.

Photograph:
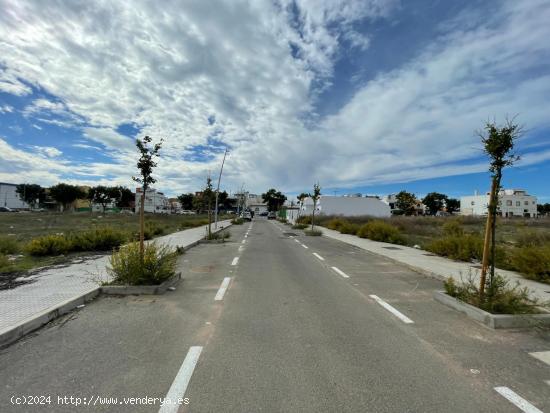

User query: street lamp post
[214,148,228,229]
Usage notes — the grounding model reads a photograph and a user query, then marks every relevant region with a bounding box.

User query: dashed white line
[301,244,308,249]
[241,240,246,244]
[231,257,239,266]
[369,295,414,324]
[331,266,350,278]
[494,387,543,413]
[214,277,232,301]
[238,246,244,252]
[158,346,202,413]
[529,351,550,366]
[294,239,300,243]
[312,253,325,261]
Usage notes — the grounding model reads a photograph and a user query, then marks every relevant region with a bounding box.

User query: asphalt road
[1,219,549,412]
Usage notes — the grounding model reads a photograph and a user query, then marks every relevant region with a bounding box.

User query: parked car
[259,211,268,217]
[241,211,252,221]
[0,206,14,212]
[179,210,197,215]
[267,211,276,220]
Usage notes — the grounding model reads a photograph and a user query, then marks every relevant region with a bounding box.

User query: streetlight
[214,148,228,229]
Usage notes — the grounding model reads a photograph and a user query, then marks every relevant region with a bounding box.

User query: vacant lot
[0,212,227,278]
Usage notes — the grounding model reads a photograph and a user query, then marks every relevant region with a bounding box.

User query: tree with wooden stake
[203,175,215,238]
[132,136,162,259]
[478,119,521,301]
[310,183,321,231]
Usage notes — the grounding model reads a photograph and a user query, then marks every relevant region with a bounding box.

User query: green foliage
[0,253,8,269]
[178,193,194,210]
[26,234,72,256]
[16,183,46,207]
[132,136,163,191]
[296,215,312,225]
[514,230,550,247]
[143,222,165,240]
[0,236,20,254]
[442,218,464,237]
[70,227,127,252]
[231,218,245,225]
[395,191,418,215]
[108,242,176,285]
[304,229,322,236]
[422,192,448,215]
[508,245,550,283]
[291,223,308,230]
[340,222,360,235]
[357,221,406,244]
[427,234,484,262]
[207,231,230,241]
[446,198,460,214]
[326,218,347,231]
[261,188,287,211]
[480,119,521,175]
[444,274,542,314]
[49,183,86,210]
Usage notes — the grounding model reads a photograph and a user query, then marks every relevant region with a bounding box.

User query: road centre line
[494,387,543,413]
[331,266,350,278]
[294,239,300,243]
[231,257,239,266]
[241,240,246,244]
[158,346,203,413]
[369,295,414,324]
[238,246,244,252]
[312,253,325,261]
[214,277,232,301]
[302,244,308,249]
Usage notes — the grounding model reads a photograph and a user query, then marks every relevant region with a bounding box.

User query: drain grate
[283,232,298,236]
[382,246,402,250]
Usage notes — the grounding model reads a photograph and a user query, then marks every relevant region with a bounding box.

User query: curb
[101,273,182,295]
[433,291,550,329]
[0,222,232,348]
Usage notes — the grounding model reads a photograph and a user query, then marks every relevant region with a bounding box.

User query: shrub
[231,218,245,225]
[0,253,9,269]
[292,223,308,230]
[427,234,485,262]
[339,222,360,235]
[356,221,406,244]
[107,242,177,285]
[71,227,127,252]
[26,234,72,256]
[207,231,231,241]
[296,216,312,225]
[444,274,544,314]
[144,222,165,240]
[326,218,347,231]
[508,245,550,283]
[0,236,20,254]
[304,229,322,236]
[442,219,464,237]
[515,230,550,247]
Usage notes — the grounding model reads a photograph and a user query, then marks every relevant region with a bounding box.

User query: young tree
[261,188,287,211]
[132,136,162,257]
[310,183,321,230]
[88,185,114,213]
[16,184,45,208]
[177,193,194,210]
[395,191,417,215]
[422,192,448,215]
[478,119,521,299]
[203,176,214,238]
[297,192,309,217]
[49,183,86,212]
[446,198,460,215]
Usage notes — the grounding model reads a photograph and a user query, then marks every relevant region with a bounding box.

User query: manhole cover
[382,246,402,250]
[283,232,298,236]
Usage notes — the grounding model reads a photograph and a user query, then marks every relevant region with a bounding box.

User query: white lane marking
[301,244,308,249]
[214,277,231,301]
[294,239,300,243]
[238,246,245,252]
[244,234,248,238]
[529,351,550,366]
[159,346,202,413]
[332,266,350,278]
[494,387,543,413]
[231,257,239,266]
[241,240,246,244]
[369,295,414,324]
[312,253,325,261]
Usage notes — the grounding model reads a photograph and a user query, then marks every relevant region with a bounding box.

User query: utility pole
[214,148,228,229]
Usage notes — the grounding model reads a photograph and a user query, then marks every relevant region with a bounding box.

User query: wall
[0,183,29,209]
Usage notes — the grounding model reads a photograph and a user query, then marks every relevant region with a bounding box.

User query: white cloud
[0,0,549,195]
[0,104,14,114]
[31,145,62,158]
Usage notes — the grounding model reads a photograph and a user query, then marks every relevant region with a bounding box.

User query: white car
[179,210,197,215]
[241,211,252,221]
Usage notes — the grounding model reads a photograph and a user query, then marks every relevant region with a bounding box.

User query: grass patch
[508,245,550,283]
[231,218,245,225]
[304,229,322,236]
[107,242,177,285]
[291,223,308,230]
[0,236,20,254]
[357,220,406,245]
[206,231,231,241]
[444,274,545,314]
[426,234,484,262]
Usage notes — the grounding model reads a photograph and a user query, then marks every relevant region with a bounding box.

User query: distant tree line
[394,190,459,216]
[177,190,231,213]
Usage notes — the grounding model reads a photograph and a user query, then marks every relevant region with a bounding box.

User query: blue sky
[1,0,549,201]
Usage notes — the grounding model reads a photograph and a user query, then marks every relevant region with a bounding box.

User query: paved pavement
[0,219,549,412]
[0,221,231,344]
[321,226,550,302]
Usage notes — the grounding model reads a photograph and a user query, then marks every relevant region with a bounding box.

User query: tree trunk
[139,190,145,258]
[208,197,212,238]
[479,179,497,300]
[311,201,316,231]
[489,172,502,288]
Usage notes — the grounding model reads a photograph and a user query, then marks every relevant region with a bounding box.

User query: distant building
[381,194,426,215]
[245,193,268,215]
[0,182,29,210]
[135,188,170,214]
[460,189,537,218]
[302,195,390,218]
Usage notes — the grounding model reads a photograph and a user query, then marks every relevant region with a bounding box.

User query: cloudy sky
[1,0,550,200]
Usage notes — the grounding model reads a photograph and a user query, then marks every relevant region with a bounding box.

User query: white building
[0,182,29,210]
[460,189,537,218]
[301,195,391,218]
[245,193,268,215]
[135,188,170,214]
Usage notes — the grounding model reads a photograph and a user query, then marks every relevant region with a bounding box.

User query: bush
[292,223,308,230]
[0,253,9,269]
[356,221,406,244]
[442,219,464,237]
[444,274,544,314]
[296,216,312,225]
[231,218,245,225]
[0,236,20,254]
[508,245,550,283]
[143,222,165,240]
[26,234,72,256]
[339,222,360,235]
[326,218,347,231]
[515,230,550,247]
[207,231,230,241]
[71,227,127,252]
[304,229,322,236]
[427,234,485,262]
[107,242,177,285]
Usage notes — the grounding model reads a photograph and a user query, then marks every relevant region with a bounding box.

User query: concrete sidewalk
[321,227,550,302]
[0,220,231,346]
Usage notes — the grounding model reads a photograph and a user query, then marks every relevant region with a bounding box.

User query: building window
[516,201,521,206]
[471,201,475,206]
[506,200,512,206]
[524,201,529,206]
